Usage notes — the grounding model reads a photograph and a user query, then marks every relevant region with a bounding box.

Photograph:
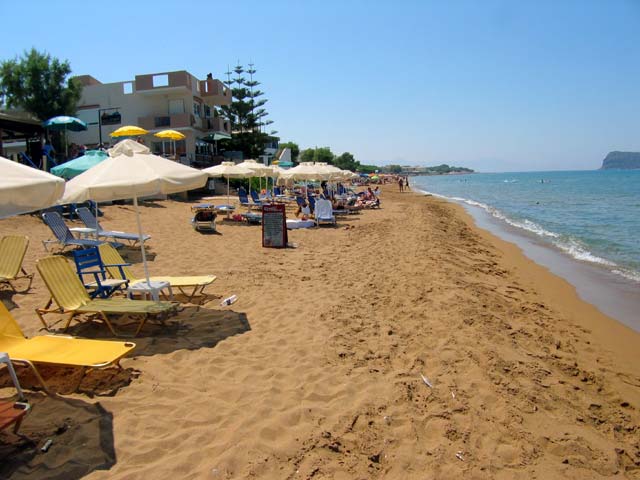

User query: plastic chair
[0,235,34,293]
[98,243,217,303]
[75,207,150,246]
[0,303,135,393]
[0,352,30,432]
[72,247,129,298]
[36,255,176,337]
[41,211,122,252]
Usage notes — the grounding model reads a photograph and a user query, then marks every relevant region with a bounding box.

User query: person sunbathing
[295,201,311,220]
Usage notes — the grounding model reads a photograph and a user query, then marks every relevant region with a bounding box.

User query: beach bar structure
[69,70,232,166]
[0,112,44,165]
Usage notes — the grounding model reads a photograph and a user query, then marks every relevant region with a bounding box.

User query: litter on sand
[456,451,465,461]
[420,373,433,388]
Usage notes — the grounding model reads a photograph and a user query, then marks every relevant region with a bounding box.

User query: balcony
[138,113,194,130]
[199,79,232,106]
[135,71,192,95]
[198,116,231,133]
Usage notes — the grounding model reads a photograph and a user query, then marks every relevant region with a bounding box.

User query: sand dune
[1,186,639,479]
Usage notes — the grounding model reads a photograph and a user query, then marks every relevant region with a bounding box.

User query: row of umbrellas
[1,141,359,287]
[41,116,187,158]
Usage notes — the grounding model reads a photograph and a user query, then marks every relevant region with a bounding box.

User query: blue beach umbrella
[51,150,108,180]
[42,116,88,157]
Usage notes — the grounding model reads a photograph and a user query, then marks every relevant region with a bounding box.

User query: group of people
[398,176,410,192]
[294,185,381,219]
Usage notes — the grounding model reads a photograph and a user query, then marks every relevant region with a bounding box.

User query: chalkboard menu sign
[262,204,287,248]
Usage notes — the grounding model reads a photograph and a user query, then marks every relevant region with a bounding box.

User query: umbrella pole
[227,176,230,205]
[133,195,151,284]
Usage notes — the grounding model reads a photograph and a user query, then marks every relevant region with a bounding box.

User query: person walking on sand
[405,176,410,190]
[398,177,404,192]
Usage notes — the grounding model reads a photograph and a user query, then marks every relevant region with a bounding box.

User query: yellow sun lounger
[0,235,34,293]
[36,256,176,337]
[0,301,135,393]
[98,244,217,302]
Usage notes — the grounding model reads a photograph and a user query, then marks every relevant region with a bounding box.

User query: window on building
[155,116,170,127]
[123,82,133,94]
[101,110,121,125]
[193,102,201,117]
[152,74,169,87]
[168,99,184,115]
[204,105,211,118]
[76,108,99,126]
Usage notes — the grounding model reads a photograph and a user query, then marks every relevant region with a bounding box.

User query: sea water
[411,170,640,328]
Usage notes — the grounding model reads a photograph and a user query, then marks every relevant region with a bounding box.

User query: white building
[69,70,232,166]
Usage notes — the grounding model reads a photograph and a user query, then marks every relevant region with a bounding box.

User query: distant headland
[600,151,640,170]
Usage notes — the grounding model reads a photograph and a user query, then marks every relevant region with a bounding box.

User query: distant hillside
[600,151,640,170]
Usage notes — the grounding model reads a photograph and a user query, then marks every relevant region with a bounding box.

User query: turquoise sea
[411,170,640,284]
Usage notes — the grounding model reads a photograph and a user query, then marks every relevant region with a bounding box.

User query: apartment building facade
[69,70,232,166]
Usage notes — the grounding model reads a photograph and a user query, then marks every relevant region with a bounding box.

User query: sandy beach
[1,185,639,479]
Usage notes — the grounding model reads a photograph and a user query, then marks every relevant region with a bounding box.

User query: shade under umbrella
[110,125,149,138]
[0,156,65,219]
[50,150,108,180]
[202,161,253,205]
[60,139,207,283]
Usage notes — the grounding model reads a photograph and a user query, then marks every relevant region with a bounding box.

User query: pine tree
[219,62,277,159]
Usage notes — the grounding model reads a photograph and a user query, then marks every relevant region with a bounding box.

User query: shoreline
[413,185,640,333]
[1,185,639,478]
[426,191,640,367]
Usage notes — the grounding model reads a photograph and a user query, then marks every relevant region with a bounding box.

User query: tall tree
[219,63,276,159]
[0,48,82,120]
[334,152,360,171]
[300,147,335,164]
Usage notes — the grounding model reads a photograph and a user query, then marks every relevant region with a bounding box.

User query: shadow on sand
[0,393,116,480]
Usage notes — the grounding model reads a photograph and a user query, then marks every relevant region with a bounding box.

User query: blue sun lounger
[42,211,123,252]
[76,207,150,246]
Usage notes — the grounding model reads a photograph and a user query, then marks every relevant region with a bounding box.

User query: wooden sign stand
[262,204,288,248]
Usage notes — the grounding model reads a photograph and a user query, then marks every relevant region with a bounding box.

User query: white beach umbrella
[60,139,208,283]
[314,162,343,181]
[202,161,254,205]
[279,162,328,181]
[0,156,65,219]
[236,159,272,194]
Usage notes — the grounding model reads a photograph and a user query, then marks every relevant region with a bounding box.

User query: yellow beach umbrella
[154,129,185,140]
[154,130,186,157]
[110,125,149,138]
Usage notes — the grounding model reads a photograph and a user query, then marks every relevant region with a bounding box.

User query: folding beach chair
[98,243,217,303]
[0,352,30,433]
[250,189,265,207]
[0,235,34,293]
[72,247,129,298]
[76,207,151,246]
[314,198,336,226]
[0,302,135,393]
[36,255,176,337]
[41,211,123,252]
[307,194,316,214]
[238,187,261,211]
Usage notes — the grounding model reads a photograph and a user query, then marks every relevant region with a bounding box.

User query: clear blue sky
[2,0,639,171]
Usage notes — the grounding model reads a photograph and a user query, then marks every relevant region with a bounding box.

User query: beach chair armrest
[103,262,130,280]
